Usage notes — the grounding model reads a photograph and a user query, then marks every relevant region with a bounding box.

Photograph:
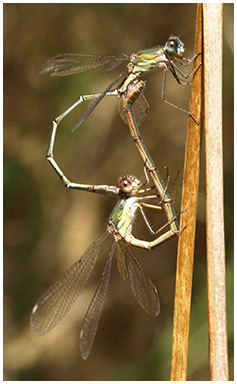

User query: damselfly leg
[161,59,202,125]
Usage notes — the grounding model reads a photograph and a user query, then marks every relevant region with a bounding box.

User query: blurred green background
[3,3,233,381]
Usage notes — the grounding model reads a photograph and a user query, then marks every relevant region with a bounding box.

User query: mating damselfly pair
[31,35,201,359]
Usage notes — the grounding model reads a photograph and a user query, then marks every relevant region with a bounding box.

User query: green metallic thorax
[119,47,167,94]
[132,47,167,73]
[109,197,138,238]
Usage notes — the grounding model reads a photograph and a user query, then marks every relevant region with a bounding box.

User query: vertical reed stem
[170,4,203,380]
[203,3,229,380]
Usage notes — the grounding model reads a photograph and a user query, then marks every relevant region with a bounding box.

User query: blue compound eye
[165,37,179,54]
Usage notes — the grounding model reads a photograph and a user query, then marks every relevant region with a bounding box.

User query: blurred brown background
[3,3,233,381]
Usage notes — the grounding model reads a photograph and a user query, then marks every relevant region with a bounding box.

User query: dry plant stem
[170,4,203,381]
[203,4,229,380]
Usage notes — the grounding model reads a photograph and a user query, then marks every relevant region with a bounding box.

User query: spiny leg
[174,52,202,67]
[125,229,175,250]
[161,69,200,124]
[123,203,187,250]
[171,59,202,81]
[171,170,180,207]
[137,162,157,194]
[139,202,187,237]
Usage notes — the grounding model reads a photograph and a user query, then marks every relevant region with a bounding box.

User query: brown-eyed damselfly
[31,174,180,359]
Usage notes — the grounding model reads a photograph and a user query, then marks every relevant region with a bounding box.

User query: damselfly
[31,175,178,360]
[41,36,201,132]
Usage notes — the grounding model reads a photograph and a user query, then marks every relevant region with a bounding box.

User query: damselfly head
[119,175,141,194]
[165,36,185,57]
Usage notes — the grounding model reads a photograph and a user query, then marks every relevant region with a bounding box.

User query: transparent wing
[40,53,129,77]
[79,242,115,360]
[31,231,108,336]
[72,69,127,132]
[115,240,160,316]
[118,93,150,127]
[115,240,128,281]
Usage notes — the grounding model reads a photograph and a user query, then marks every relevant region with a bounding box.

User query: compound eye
[166,38,179,54]
[120,177,133,193]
